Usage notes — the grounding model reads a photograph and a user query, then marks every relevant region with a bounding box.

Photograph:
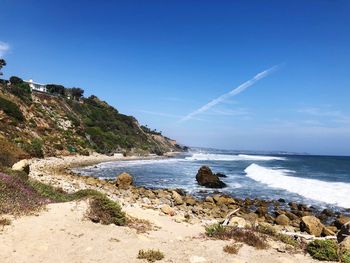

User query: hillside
[0,79,182,166]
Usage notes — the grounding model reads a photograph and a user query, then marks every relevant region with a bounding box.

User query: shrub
[307,240,338,261]
[126,216,153,234]
[9,76,23,85]
[205,223,226,237]
[205,224,268,249]
[0,172,50,215]
[223,243,242,254]
[30,181,104,202]
[23,138,44,158]
[88,195,126,226]
[0,96,24,121]
[0,217,11,226]
[137,249,164,262]
[0,138,28,167]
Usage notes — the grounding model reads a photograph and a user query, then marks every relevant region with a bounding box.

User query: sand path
[0,200,321,263]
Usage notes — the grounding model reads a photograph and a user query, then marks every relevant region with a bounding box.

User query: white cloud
[179,65,279,122]
[0,41,10,58]
[298,107,350,125]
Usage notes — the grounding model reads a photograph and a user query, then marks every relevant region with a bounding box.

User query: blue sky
[1,0,350,155]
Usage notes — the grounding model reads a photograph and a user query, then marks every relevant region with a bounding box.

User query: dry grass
[205,224,268,249]
[0,217,11,229]
[137,249,164,262]
[127,216,155,234]
[223,243,242,254]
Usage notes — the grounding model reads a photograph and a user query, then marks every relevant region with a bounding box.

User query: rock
[215,172,227,178]
[242,212,259,223]
[278,198,286,203]
[339,236,350,250]
[172,191,184,205]
[195,166,226,188]
[321,209,334,217]
[275,214,290,226]
[285,211,299,221]
[322,226,336,237]
[185,197,197,206]
[228,216,246,228]
[216,195,235,206]
[115,172,133,189]
[161,204,176,216]
[289,202,298,211]
[12,159,30,174]
[337,221,350,243]
[255,206,268,217]
[205,196,214,203]
[334,215,350,229]
[300,216,324,237]
[144,190,156,199]
[86,177,100,186]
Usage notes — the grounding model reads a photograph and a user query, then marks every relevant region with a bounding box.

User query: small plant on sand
[137,249,164,262]
[223,243,242,254]
[255,224,300,248]
[127,215,154,234]
[88,195,126,226]
[205,223,226,237]
[307,240,338,261]
[205,224,268,249]
[0,217,11,227]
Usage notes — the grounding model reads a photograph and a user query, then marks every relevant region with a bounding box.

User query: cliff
[0,80,182,166]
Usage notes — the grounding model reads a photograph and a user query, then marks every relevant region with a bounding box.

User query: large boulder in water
[196,166,226,188]
[115,172,133,189]
[300,216,324,237]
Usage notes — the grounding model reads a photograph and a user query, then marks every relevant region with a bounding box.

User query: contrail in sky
[179,65,279,122]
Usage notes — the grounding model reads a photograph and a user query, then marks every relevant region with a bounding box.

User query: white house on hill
[24,79,47,93]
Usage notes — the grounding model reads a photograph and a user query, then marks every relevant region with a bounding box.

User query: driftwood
[281,231,337,241]
[222,208,240,226]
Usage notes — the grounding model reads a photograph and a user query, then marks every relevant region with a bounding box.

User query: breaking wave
[245,163,350,208]
[185,153,285,161]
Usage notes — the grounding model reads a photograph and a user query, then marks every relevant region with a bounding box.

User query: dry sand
[0,154,322,263]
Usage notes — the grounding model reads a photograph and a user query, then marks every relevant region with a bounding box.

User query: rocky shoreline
[23,153,349,245]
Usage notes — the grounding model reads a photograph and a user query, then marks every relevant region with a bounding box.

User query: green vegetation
[255,223,300,248]
[205,223,226,237]
[88,195,126,226]
[23,138,44,158]
[0,76,179,158]
[307,240,338,261]
[205,224,268,249]
[0,59,6,75]
[340,249,350,263]
[0,96,24,121]
[29,180,104,202]
[137,249,165,262]
[0,138,27,167]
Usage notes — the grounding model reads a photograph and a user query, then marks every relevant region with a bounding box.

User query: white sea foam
[185,153,285,161]
[245,163,350,208]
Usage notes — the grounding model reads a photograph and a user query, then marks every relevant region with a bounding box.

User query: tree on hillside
[9,76,23,85]
[46,84,65,95]
[0,59,6,75]
[71,87,84,100]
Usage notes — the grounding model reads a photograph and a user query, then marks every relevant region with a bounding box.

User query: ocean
[73,148,350,212]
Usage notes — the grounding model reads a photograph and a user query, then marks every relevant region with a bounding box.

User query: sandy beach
[0,154,325,263]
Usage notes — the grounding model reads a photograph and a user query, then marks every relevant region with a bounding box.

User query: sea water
[73,148,350,211]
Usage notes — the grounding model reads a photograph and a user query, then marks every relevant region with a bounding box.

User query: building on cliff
[24,79,47,93]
